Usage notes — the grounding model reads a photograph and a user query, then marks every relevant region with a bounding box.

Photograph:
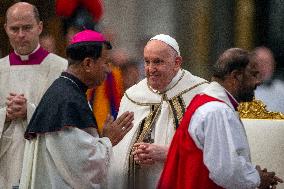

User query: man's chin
[16,48,32,55]
[148,82,159,90]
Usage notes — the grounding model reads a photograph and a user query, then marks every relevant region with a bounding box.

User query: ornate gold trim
[238,99,284,119]
[174,81,209,97]
[136,104,162,143]
[125,81,208,107]
[125,92,160,106]
[168,96,186,128]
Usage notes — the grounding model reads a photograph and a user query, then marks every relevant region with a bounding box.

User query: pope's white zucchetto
[150,34,180,56]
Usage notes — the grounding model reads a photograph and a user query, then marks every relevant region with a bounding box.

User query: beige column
[102,0,139,55]
[234,0,255,50]
[190,0,212,79]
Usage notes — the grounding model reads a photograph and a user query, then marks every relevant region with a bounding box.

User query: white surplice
[19,127,112,189]
[108,69,208,189]
[0,54,67,189]
[188,82,260,189]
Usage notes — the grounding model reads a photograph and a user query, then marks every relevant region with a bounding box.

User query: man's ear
[231,69,243,82]
[4,23,7,33]
[38,21,43,35]
[174,56,182,70]
[82,57,93,72]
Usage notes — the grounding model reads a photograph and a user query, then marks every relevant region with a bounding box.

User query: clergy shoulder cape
[0,48,67,189]
[108,69,208,189]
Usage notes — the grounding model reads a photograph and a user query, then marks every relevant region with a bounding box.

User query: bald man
[108,34,208,189]
[0,2,67,188]
[253,46,284,112]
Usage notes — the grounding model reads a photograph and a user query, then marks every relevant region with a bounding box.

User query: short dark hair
[212,48,250,80]
[66,41,111,65]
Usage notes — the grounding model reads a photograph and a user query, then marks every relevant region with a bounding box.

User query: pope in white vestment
[108,69,208,189]
[0,46,67,188]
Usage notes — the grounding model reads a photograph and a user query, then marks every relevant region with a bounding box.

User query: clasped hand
[5,93,27,122]
[257,165,283,189]
[132,142,168,166]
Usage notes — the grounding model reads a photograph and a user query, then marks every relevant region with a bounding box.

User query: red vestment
[158,94,224,189]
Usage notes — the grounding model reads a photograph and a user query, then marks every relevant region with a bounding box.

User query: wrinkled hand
[5,93,27,122]
[102,111,134,146]
[257,165,283,189]
[132,142,168,166]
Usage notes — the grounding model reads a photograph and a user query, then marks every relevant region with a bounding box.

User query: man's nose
[148,62,157,71]
[18,29,25,38]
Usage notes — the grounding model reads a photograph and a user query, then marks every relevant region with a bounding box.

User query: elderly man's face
[5,5,42,55]
[144,40,181,92]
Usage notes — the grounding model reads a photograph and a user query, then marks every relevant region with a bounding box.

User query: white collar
[15,44,40,61]
[203,82,237,110]
[165,69,183,91]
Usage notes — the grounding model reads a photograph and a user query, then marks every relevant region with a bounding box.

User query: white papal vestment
[108,69,208,189]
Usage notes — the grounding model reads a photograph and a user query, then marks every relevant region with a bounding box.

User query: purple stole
[226,92,238,110]
[9,47,49,66]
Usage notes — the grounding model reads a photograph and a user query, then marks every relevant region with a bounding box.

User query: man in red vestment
[158,48,283,189]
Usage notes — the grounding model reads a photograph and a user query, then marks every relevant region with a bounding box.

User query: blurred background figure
[40,33,57,53]
[61,7,98,44]
[110,48,141,90]
[120,59,140,91]
[254,47,275,82]
[56,0,103,42]
[253,46,284,112]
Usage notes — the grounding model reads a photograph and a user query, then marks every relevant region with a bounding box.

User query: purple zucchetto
[69,30,112,49]
[70,30,106,44]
